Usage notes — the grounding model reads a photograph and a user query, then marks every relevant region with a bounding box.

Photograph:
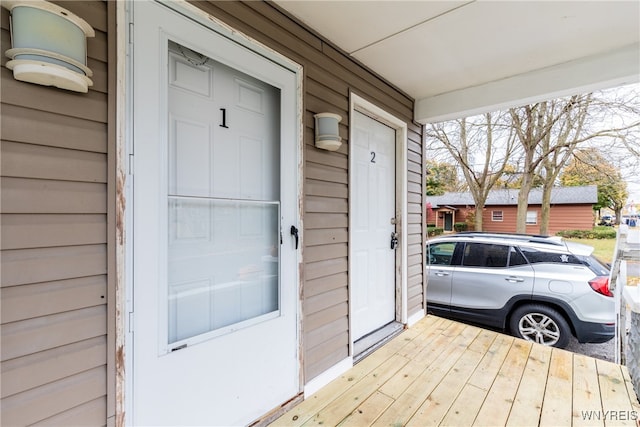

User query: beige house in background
[1,1,637,425]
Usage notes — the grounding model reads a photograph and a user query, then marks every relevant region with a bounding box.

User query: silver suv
[426,232,614,348]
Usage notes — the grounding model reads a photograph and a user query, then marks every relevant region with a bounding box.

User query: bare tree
[538,95,592,234]
[509,97,582,233]
[426,85,639,234]
[509,89,639,234]
[586,85,640,194]
[427,112,517,231]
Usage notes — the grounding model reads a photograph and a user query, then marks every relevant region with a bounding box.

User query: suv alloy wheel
[509,304,571,348]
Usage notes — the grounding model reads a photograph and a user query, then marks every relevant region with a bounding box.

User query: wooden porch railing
[611,224,640,398]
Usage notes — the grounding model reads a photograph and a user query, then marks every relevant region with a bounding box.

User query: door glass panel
[168,198,279,344]
[166,42,281,345]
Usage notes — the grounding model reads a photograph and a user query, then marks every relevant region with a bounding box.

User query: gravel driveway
[566,335,615,362]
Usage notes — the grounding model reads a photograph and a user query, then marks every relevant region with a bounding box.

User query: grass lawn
[565,238,616,263]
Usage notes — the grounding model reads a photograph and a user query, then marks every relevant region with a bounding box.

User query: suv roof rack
[444,231,565,246]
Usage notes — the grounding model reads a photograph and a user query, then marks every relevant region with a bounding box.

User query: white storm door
[130,2,299,426]
[351,110,397,341]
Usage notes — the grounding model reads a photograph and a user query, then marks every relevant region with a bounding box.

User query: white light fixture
[2,0,95,93]
[314,112,342,151]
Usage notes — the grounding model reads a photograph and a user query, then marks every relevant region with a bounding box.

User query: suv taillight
[589,276,612,297]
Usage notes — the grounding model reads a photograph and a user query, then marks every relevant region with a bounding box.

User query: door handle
[435,271,449,277]
[505,276,524,283]
[290,225,299,250]
[390,231,398,250]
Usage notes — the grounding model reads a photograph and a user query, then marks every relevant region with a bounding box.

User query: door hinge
[128,311,134,333]
[128,153,134,175]
[129,22,134,44]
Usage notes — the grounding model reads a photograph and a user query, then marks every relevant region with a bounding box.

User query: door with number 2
[352,110,397,341]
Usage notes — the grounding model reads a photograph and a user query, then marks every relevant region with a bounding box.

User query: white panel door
[352,110,396,341]
[130,2,299,425]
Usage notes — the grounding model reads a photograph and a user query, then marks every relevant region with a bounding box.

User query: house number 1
[220,108,229,128]
[370,151,376,163]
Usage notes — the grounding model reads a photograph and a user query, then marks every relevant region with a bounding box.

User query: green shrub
[453,222,468,232]
[427,226,444,237]
[556,228,617,239]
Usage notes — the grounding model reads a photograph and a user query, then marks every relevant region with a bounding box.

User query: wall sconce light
[2,0,95,93]
[314,112,342,151]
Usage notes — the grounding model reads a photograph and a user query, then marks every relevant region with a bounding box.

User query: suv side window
[427,242,456,265]
[508,246,528,266]
[462,243,509,268]
[519,247,582,265]
[576,254,609,276]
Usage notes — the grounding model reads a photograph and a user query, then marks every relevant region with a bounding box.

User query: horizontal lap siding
[483,206,518,233]
[196,1,422,381]
[407,127,424,317]
[546,205,595,235]
[0,1,110,425]
[480,205,593,235]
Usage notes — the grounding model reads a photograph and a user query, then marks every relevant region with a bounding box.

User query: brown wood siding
[454,204,595,235]
[544,204,595,235]
[0,1,112,425]
[193,1,423,381]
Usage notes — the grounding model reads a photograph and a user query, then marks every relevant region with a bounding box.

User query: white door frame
[348,92,408,355]
[121,0,304,422]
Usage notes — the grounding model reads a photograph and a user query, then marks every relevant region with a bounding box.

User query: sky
[628,182,640,206]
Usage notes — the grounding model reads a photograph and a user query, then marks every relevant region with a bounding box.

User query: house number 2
[370,151,376,163]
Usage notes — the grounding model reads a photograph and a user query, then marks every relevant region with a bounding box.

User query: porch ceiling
[273,1,640,123]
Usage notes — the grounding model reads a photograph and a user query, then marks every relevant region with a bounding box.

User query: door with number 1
[352,110,397,341]
[130,2,299,425]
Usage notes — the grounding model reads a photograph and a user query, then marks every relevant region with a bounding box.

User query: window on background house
[526,211,537,225]
[492,210,503,221]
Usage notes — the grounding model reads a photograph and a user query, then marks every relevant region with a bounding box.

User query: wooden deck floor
[272,315,640,427]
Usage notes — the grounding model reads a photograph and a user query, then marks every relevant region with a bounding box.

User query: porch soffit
[273,1,640,123]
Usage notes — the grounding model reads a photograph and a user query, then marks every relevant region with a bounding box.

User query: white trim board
[304,357,354,398]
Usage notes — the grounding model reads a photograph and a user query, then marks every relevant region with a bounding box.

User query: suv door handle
[505,276,524,283]
[435,271,449,277]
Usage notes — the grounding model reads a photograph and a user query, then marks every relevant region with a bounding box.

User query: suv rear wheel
[509,304,571,348]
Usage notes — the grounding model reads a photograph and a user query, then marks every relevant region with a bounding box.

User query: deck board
[474,339,532,426]
[273,315,639,427]
[373,324,484,427]
[440,383,488,426]
[572,354,605,427]
[406,334,489,426]
[594,359,638,426]
[506,343,552,426]
[302,354,410,426]
[540,348,574,426]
